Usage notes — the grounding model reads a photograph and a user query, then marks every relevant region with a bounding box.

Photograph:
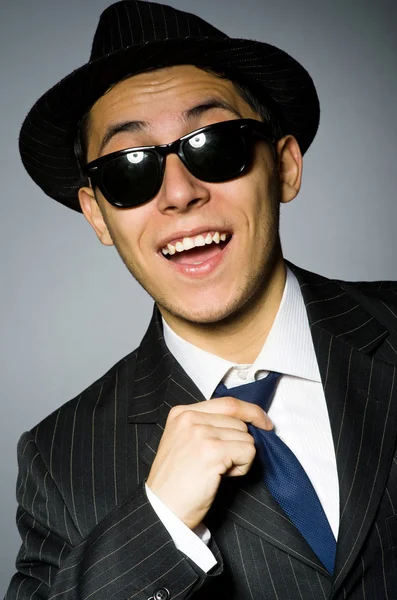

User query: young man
[6,2,397,599]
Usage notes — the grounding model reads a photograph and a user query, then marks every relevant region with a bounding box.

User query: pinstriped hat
[19,0,320,212]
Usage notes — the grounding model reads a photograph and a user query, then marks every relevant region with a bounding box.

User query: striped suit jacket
[5,263,397,600]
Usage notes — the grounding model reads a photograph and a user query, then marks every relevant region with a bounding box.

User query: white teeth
[195,235,206,246]
[182,237,195,250]
[161,231,229,256]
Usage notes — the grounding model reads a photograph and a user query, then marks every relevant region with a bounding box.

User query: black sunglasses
[84,118,275,209]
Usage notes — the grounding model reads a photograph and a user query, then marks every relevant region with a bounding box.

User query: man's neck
[160,259,287,364]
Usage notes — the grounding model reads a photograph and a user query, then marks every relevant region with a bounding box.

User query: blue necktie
[213,373,336,574]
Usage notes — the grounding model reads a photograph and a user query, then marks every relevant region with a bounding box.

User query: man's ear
[275,135,303,204]
[78,186,114,246]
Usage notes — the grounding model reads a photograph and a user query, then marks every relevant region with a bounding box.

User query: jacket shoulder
[288,261,397,335]
[340,277,397,309]
[348,279,397,294]
[337,278,397,335]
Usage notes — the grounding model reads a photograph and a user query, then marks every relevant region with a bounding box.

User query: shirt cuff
[145,483,217,572]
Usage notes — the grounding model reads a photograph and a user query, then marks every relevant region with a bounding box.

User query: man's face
[79,65,300,327]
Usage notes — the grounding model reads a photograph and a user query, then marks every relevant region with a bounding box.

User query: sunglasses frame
[84,118,275,208]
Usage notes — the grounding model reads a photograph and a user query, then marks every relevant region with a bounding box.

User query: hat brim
[19,37,319,212]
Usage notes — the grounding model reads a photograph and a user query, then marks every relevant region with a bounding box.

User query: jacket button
[153,588,170,600]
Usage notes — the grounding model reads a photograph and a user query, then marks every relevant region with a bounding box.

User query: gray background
[1,0,396,593]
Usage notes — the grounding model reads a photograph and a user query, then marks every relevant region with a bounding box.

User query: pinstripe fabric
[5,262,397,600]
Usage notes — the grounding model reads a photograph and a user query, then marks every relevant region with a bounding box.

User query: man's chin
[157,296,250,328]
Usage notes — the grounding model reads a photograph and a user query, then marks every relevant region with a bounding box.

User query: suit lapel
[291,263,397,596]
[128,308,204,468]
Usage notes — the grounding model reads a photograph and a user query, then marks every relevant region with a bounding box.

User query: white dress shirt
[146,266,339,572]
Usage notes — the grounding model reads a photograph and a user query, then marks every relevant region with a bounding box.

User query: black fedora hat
[19,0,320,213]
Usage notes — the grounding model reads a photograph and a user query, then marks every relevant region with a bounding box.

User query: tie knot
[213,372,282,412]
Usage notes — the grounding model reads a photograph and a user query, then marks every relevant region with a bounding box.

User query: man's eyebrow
[97,98,243,155]
[183,99,243,121]
[98,120,147,156]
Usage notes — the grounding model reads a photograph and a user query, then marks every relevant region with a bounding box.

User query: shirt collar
[162,266,321,399]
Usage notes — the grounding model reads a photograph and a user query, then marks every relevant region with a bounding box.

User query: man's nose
[155,154,211,214]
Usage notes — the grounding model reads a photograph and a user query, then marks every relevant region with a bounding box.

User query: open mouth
[160,231,232,265]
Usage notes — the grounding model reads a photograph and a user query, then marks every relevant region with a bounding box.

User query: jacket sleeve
[4,431,223,600]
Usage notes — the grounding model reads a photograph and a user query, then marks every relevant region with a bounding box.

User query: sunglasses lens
[183,125,248,182]
[98,150,161,207]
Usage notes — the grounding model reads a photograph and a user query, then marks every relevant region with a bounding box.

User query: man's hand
[146,397,272,529]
